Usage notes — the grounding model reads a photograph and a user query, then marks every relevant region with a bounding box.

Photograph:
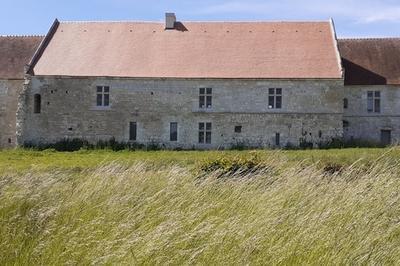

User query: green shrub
[198,153,265,176]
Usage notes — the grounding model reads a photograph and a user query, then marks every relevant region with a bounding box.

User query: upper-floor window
[268,88,282,109]
[33,94,41,113]
[199,88,212,109]
[367,91,380,113]
[97,86,110,107]
[199,122,212,144]
[343,98,348,109]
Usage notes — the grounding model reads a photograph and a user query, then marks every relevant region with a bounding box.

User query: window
[199,88,212,109]
[170,122,178,141]
[367,91,380,113]
[343,98,348,109]
[199,122,212,144]
[33,94,41,113]
[268,88,282,109]
[234,125,242,133]
[97,86,110,107]
[275,133,280,146]
[343,120,349,128]
[129,122,137,141]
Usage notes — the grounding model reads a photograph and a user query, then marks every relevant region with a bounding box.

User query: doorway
[380,130,391,146]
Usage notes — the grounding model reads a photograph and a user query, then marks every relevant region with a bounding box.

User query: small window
[367,91,380,113]
[275,133,280,146]
[343,120,349,128]
[234,125,242,133]
[33,94,41,113]
[97,86,110,107]
[170,122,178,141]
[129,122,137,141]
[343,98,348,109]
[268,88,282,109]
[199,88,212,109]
[199,122,212,144]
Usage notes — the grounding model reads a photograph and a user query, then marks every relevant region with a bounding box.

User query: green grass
[1,148,400,264]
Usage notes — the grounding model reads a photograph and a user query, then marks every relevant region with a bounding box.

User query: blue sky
[2,0,400,37]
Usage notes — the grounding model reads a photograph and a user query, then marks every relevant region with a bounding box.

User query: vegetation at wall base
[1,148,400,264]
[22,137,387,153]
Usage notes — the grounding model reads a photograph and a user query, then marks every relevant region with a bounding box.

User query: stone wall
[18,77,344,149]
[344,85,400,144]
[0,79,23,148]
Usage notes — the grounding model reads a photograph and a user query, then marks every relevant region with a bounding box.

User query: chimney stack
[165,13,176,29]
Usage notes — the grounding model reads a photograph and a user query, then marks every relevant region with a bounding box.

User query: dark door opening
[380,130,391,146]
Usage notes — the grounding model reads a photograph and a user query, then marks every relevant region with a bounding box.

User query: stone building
[16,15,344,149]
[339,38,400,145]
[0,36,42,148]
[0,14,399,149]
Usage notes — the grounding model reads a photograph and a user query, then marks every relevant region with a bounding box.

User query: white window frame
[199,88,212,109]
[96,86,110,107]
[367,91,380,113]
[199,122,212,144]
[268,88,282,109]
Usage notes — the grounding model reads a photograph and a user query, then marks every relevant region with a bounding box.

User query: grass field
[1,148,400,264]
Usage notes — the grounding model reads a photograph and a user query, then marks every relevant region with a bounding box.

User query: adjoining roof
[31,20,342,79]
[0,36,43,79]
[338,38,400,85]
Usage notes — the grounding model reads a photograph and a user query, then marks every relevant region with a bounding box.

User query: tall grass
[1,152,400,264]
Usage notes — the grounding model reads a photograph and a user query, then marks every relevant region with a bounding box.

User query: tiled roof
[0,36,43,79]
[339,38,400,85]
[32,21,342,79]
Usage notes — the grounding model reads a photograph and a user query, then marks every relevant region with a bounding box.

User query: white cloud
[197,0,400,24]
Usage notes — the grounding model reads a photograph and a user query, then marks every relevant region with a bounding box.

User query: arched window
[34,94,41,113]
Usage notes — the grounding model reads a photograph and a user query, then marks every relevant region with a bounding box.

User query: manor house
[0,13,399,149]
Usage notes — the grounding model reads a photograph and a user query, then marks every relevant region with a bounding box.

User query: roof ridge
[59,20,331,24]
[0,35,45,38]
[339,37,400,40]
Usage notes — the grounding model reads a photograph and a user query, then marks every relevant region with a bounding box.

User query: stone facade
[0,79,24,148]
[17,76,344,149]
[344,85,400,144]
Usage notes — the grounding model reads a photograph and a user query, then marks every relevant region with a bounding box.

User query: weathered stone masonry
[0,36,42,148]
[18,77,344,149]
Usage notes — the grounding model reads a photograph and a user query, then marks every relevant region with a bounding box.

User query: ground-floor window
[170,122,178,141]
[129,122,137,141]
[199,122,212,144]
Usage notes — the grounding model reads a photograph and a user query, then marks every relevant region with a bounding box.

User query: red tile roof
[0,36,43,79]
[32,21,342,79]
[339,38,400,85]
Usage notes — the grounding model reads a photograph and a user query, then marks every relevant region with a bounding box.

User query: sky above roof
[1,0,400,37]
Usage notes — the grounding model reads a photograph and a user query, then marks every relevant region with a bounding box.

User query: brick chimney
[165,13,176,29]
